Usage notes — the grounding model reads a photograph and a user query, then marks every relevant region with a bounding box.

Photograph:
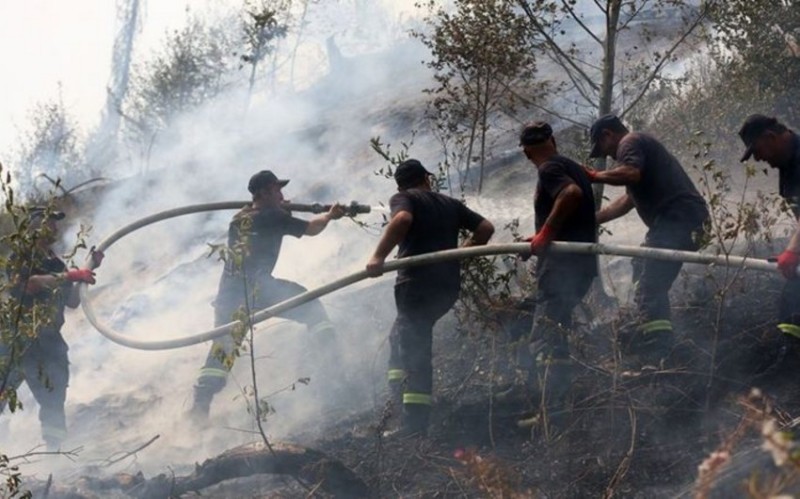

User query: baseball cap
[394,159,433,189]
[247,170,289,194]
[519,122,553,146]
[28,206,65,222]
[589,114,627,158]
[738,114,780,162]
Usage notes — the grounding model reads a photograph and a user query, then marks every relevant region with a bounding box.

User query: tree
[515,0,715,205]
[709,0,800,124]
[416,0,543,194]
[13,93,87,199]
[123,12,236,164]
[239,0,289,109]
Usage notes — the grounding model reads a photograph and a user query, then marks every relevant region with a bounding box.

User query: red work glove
[65,268,96,284]
[529,224,556,256]
[776,250,800,279]
[583,165,598,182]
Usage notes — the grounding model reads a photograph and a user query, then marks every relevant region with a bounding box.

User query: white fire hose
[79,202,784,351]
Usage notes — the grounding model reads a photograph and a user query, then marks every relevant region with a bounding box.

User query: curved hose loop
[79,202,781,351]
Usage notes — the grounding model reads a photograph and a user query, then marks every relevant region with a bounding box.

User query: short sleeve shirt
[8,250,70,331]
[617,132,708,228]
[221,205,308,284]
[534,154,598,276]
[390,189,485,290]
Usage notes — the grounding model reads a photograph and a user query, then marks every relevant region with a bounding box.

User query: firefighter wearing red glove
[517,122,597,436]
[738,115,800,340]
[588,115,709,366]
[0,207,101,451]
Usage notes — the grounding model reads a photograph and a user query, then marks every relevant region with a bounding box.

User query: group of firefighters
[3,113,800,449]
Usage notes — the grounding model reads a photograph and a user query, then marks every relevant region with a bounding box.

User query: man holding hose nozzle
[366,159,494,438]
[586,114,709,367]
[516,122,598,437]
[738,115,800,351]
[190,170,347,421]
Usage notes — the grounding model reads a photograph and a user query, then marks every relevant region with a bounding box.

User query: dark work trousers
[777,278,800,339]
[631,219,703,337]
[523,258,594,421]
[193,276,337,409]
[387,280,457,431]
[0,329,69,450]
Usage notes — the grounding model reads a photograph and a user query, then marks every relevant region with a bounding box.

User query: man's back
[390,189,484,289]
[618,132,707,227]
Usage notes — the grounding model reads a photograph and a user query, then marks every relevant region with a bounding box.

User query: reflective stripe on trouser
[390,281,457,411]
[640,319,673,334]
[388,369,406,382]
[778,323,800,339]
[403,392,432,405]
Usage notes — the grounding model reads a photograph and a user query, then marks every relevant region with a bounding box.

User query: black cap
[394,159,433,189]
[738,114,780,162]
[519,121,553,146]
[29,206,65,222]
[247,170,289,194]
[589,114,627,158]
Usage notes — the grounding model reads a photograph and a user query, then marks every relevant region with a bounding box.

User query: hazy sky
[0,0,420,159]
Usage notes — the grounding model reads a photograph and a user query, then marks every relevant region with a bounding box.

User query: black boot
[384,403,430,439]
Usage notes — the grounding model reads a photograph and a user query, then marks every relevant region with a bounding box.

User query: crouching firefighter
[0,207,101,451]
[366,159,495,437]
[189,170,347,420]
[518,122,598,437]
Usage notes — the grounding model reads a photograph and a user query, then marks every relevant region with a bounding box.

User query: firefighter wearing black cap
[586,114,709,364]
[0,207,102,450]
[738,114,800,341]
[366,159,494,437]
[190,170,347,419]
[518,122,597,435]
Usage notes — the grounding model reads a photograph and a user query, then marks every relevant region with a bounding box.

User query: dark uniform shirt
[217,205,308,296]
[778,133,800,218]
[617,132,708,228]
[9,250,70,331]
[534,154,598,277]
[390,189,485,291]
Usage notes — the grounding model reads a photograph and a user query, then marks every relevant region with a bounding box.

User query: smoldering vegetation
[3,0,800,497]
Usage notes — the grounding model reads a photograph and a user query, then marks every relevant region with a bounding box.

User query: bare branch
[518,0,600,91]
[102,435,160,468]
[561,0,603,45]
[618,0,652,31]
[621,4,710,118]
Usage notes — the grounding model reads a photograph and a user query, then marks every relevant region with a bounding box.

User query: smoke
[0,0,447,479]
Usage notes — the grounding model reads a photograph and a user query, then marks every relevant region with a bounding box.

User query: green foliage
[710,0,800,123]
[124,12,236,152]
[239,0,290,99]
[415,0,541,193]
[12,92,86,199]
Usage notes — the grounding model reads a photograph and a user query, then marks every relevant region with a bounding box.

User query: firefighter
[737,115,800,346]
[190,170,346,420]
[0,207,101,451]
[366,159,494,437]
[586,114,709,365]
[517,122,598,436]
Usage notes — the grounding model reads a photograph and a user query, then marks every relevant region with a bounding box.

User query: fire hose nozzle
[286,201,371,216]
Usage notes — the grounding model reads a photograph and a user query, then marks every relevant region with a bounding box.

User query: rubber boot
[384,403,430,439]
[538,358,573,441]
[188,386,213,424]
[381,381,404,433]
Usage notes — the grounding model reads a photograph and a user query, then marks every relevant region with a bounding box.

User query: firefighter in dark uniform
[738,115,800,343]
[190,170,346,419]
[366,159,494,437]
[0,207,100,451]
[586,114,709,364]
[518,122,598,436]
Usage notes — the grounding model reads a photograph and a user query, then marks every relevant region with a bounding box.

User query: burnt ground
[21,249,800,498]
